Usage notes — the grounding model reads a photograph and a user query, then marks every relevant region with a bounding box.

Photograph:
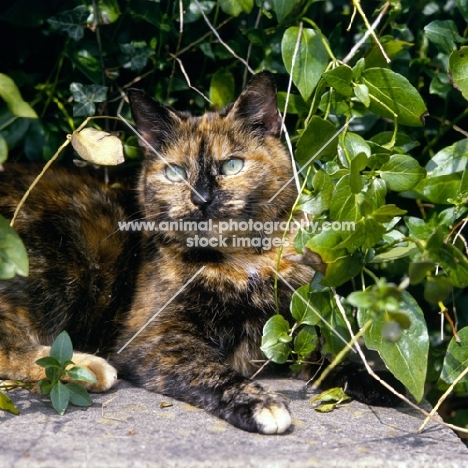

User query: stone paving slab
[1,378,467,468]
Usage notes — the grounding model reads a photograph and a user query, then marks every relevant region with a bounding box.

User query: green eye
[165,165,186,182]
[220,158,244,176]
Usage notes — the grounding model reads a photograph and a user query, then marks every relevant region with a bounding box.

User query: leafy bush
[0,0,467,435]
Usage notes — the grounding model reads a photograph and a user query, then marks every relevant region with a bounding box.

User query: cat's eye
[220,158,244,176]
[165,165,187,182]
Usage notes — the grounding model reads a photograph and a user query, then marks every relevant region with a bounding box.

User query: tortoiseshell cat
[0,72,396,434]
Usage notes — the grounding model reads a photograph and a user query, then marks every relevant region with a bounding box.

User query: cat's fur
[0,72,399,434]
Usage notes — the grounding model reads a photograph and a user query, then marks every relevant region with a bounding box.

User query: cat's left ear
[227,71,282,137]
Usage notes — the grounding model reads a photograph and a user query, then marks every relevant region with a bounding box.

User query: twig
[169,53,212,104]
[419,364,468,433]
[192,0,255,75]
[343,1,390,64]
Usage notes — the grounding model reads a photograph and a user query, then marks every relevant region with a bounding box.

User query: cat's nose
[191,188,212,207]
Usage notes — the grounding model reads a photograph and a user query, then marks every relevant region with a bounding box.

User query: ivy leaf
[47,5,89,41]
[357,291,429,402]
[50,331,74,367]
[282,27,330,102]
[0,392,20,415]
[424,20,465,54]
[379,155,426,191]
[0,214,29,279]
[120,41,155,72]
[70,83,108,117]
[360,68,428,127]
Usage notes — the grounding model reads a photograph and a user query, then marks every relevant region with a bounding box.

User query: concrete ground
[1,378,467,468]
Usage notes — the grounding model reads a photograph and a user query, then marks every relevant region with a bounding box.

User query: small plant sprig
[36,331,96,415]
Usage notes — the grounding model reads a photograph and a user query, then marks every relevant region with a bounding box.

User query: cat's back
[0,164,141,352]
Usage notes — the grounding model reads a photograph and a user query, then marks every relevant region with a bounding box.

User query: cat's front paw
[225,382,292,434]
[251,395,292,434]
[70,353,117,392]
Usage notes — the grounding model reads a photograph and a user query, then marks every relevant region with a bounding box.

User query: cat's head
[127,72,297,249]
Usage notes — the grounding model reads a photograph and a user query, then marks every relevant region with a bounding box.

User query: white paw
[253,399,292,434]
[70,353,118,392]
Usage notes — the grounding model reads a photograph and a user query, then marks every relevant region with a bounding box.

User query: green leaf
[290,284,321,326]
[322,65,353,97]
[272,0,298,23]
[120,41,155,72]
[66,382,93,407]
[260,315,291,364]
[449,46,468,99]
[47,5,88,41]
[360,68,428,127]
[50,331,74,366]
[379,155,426,191]
[0,214,29,279]
[35,356,61,368]
[349,152,367,194]
[330,176,361,222]
[38,379,54,396]
[425,229,468,288]
[310,387,352,405]
[209,69,235,109]
[45,366,60,383]
[66,366,97,383]
[0,392,20,415]
[371,204,407,223]
[0,74,38,118]
[70,83,108,117]
[438,327,468,393]
[282,27,330,102]
[67,45,102,84]
[296,116,338,167]
[93,0,121,25]
[50,381,70,415]
[0,133,7,163]
[353,83,370,107]
[218,0,253,16]
[358,291,429,402]
[293,326,318,360]
[424,20,465,54]
[424,276,453,304]
[306,231,364,287]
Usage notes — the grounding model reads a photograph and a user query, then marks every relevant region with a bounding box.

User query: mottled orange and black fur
[0,72,398,434]
[0,73,313,433]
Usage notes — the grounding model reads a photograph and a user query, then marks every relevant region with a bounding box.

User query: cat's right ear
[126,89,181,152]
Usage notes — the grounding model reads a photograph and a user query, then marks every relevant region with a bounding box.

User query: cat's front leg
[114,334,291,434]
[0,343,117,392]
